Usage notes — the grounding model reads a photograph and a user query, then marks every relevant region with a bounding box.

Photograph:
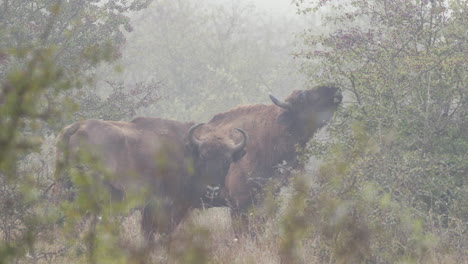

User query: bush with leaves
[0,0,155,263]
[288,0,467,262]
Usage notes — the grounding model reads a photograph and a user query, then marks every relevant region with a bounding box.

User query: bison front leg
[141,197,173,245]
[227,192,259,240]
[230,207,250,240]
[141,204,157,244]
[141,197,189,246]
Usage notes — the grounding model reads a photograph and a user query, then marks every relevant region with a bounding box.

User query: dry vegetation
[24,171,465,264]
[1,0,466,263]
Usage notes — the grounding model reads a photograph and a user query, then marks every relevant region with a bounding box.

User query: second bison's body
[201,85,342,233]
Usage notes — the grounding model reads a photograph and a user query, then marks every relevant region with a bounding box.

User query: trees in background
[0,0,297,260]
[1,0,159,126]
[289,0,466,262]
[0,0,153,262]
[1,0,305,262]
[120,0,303,121]
[1,0,465,262]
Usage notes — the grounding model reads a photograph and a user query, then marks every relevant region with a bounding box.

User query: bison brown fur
[202,85,342,235]
[54,117,247,243]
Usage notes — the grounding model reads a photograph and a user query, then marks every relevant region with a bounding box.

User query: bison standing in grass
[201,85,342,235]
[54,117,248,243]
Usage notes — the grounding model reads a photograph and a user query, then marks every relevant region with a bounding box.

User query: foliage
[73,80,161,121]
[0,0,152,262]
[0,0,306,262]
[1,0,150,75]
[278,176,311,264]
[120,0,303,121]
[3,0,465,262]
[293,0,467,262]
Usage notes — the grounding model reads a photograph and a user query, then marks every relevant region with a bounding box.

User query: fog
[106,0,310,122]
[1,0,466,263]
[249,0,297,16]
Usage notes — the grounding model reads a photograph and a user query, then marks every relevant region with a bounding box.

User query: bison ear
[232,149,246,162]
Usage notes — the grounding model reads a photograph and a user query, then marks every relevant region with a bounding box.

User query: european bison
[201,85,342,234]
[54,117,248,242]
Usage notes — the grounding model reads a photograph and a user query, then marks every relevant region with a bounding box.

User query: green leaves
[0,0,152,262]
[297,0,467,262]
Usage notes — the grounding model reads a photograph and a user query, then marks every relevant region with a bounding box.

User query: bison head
[187,123,248,204]
[269,85,342,137]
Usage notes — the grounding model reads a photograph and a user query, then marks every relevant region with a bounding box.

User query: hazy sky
[249,0,297,16]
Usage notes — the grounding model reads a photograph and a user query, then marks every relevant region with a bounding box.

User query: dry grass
[122,208,283,263]
[192,208,279,264]
[114,207,287,263]
[10,196,466,264]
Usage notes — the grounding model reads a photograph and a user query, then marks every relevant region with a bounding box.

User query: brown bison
[201,85,342,233]
[54,117,248,242]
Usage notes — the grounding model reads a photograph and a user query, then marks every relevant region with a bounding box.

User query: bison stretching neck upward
[54,117,247,243]
[204,85,342,234]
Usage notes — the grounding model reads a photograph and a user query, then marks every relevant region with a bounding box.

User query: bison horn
[188,123,204,147]
[269,93,292,110]
[232,128,248,153]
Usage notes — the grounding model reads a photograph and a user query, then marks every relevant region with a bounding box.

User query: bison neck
[255,116,312,179]
[208,105,311,180]
[278,108,324,146]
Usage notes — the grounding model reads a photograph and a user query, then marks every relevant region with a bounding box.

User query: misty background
[93,0,314,121]
[0,0,466,263]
